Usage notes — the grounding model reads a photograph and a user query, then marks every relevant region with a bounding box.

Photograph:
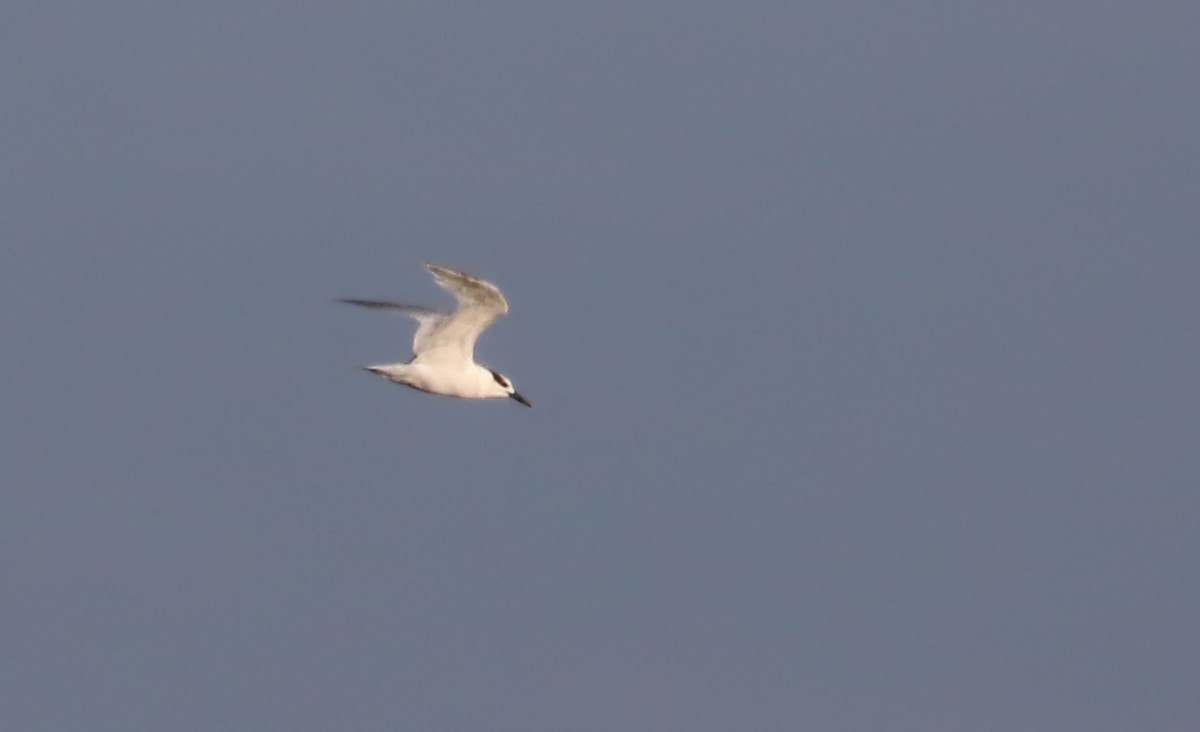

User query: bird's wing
[338,299,447,355]
[417,263,510,363]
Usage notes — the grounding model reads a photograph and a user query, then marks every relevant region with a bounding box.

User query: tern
[340,264,532,407]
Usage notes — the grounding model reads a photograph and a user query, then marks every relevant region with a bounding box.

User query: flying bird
[340,264,532,407]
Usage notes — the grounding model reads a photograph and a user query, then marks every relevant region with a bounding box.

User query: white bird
[340,263,532,407]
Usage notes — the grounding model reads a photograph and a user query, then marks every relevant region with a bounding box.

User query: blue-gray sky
[3,2,1198,730]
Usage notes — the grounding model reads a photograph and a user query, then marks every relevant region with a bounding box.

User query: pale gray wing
[419,264,510,363]
[338,299,447,355]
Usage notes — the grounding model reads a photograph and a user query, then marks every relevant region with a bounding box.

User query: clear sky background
[3,2,1198,730]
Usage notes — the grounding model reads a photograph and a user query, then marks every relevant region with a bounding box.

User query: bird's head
[489,369,532,407]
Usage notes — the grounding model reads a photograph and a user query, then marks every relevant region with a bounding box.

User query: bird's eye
[491,371,509,388]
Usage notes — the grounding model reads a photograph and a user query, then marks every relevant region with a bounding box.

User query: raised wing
[338,299,446,355]
[419,264,510,363]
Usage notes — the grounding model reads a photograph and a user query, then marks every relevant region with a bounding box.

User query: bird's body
[364,360,504,400]
[341,264,532,407]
